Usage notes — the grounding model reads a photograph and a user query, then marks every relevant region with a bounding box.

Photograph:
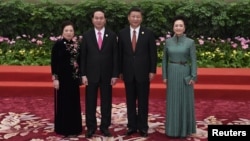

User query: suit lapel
[101,29,109,50]
[90,29,99,50]
[125,27,134,53]
[136,27,145,52]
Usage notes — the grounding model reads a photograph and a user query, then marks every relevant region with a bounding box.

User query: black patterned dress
[51,38,82,136]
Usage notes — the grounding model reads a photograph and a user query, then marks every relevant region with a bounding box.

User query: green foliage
[0,0,31,37]
[29,2,73,36]
[0,0,250,38]
[0,0,250,67]
[155,33,250,68]
[226,1,250,37]
[135,0,168,36]
[175,1,230,38]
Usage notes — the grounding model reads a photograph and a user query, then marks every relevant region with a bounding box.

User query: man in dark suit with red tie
[118,7,157,137]
[80,9,119,138]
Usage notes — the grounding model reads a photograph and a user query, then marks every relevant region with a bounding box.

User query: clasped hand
[163,79,195,85]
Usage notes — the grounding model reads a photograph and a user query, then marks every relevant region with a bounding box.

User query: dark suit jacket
[118,26,157,82]
[80,28,119,83]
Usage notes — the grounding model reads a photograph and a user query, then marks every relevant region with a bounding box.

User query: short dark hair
[61,20,74,32]
[127,7,144,16]
[172,15,187,27]
[92,9,106,18]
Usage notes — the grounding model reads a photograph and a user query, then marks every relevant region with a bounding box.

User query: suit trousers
[124,77,150,131]
[85,81,112,130]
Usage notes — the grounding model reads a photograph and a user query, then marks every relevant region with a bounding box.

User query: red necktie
[132,30,136,52]
[97,31,102,50]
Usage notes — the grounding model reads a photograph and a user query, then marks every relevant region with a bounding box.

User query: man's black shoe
[139,130,148,137]
[100,129,112,137]
[86,130,95,138]
[125,129,137,136]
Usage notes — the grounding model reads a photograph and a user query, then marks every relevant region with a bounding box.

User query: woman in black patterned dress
[51,21,82,137]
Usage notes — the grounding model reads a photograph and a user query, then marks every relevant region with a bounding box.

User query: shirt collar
[130,26,140,34]
[95,28,105,35]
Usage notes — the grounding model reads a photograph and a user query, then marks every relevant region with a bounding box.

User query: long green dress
[162,34,197,137]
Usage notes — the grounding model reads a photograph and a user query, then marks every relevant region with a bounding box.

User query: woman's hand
[82,76,88,85]
[149,73,155,81]
[189,80,195,85]
[111,77,118,85]
[53,80,59,89]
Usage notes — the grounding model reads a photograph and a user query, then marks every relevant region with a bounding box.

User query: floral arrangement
[0,34,53,65]
[155,32,250,68]
[1,33,250,68]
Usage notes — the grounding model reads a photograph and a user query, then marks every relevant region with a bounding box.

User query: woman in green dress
[162,15,197,138]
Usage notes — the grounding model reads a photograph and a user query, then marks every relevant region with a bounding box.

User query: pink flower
[57,35,62,39]
[31,38,36,43]
[2,37,9,42]
[242,44,249,49]
[198,39,204,45]
[50,36,57,41]
[9,40,16,45]
[159,37,165,42]
[155,39,161,46]
[166,34,171,39]
[231,43,237,48]
[36,40,43,45]
[79,35,83,40]
[37,34,43,38]
[16,36,21,40]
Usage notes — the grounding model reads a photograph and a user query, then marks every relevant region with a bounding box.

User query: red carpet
[1,96,250,141]
[0,66,250,141]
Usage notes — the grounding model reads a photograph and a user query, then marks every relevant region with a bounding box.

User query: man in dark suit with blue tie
[118,7,157,137]
[80,9,119,138]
